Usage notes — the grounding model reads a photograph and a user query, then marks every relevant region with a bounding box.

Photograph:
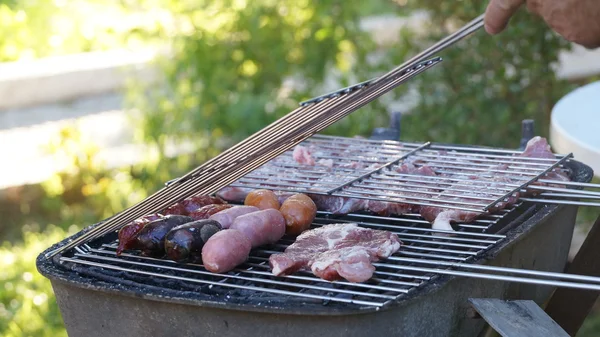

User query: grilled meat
[244,189,281,210]
[163,195,226,216]
[280,193,317,236]
[202,229,252,273]
[269,223,401,282]
[230,209,286,248]
[188,204,234,220]
[208,205,260,229]
[129,215,195,257]
[116,214,164,256]
[419,168,519,233]
[164,219,222,262]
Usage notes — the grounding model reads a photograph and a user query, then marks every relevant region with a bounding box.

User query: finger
[484,0,527,35]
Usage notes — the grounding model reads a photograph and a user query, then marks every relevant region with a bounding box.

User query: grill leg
[369,111,401,141]
[545,213,600,336]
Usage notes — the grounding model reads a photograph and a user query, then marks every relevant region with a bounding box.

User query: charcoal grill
[36,134,597,337]
[36,14,600,337]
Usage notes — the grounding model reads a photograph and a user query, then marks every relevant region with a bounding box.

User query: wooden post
[545,213,600,336]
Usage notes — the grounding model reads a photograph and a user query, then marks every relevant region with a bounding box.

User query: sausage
[189,204,234,220]
[163,195,226,215]
[130,215,195,257]
[230,209,286,248]
[279,193,317,236]
[201,229,252,273]
[164,220,222,262]
[244,189,281,210]
[208,205,260,229]
[116,214,164,255]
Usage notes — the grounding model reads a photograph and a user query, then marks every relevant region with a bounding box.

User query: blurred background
[0,0,599,336]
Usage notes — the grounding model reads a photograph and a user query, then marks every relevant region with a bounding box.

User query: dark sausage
[201,229,252,273]
[230,209,286,248]
[279,193,317,236]
[208,205,259,229]
[164,220,222,262]
[130,215,194,257]
[116,214,164,255]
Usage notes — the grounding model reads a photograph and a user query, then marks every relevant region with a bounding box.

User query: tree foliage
[398,1,576,147]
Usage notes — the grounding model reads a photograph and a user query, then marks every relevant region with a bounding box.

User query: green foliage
[397,2,576,147]
[0,225,76,337]
[0,0,163,62]
[130,0,411,155]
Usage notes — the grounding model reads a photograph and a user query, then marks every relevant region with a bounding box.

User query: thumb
[484,0,527,34]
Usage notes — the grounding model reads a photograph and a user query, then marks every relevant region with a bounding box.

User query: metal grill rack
[229,134,572,213]
[60,208,512,309]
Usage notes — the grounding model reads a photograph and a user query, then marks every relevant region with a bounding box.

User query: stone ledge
[0,49,159,110]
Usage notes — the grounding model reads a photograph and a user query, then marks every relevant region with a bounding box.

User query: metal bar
[484,154,573,211]
[536,193,600,200]
[76,252,402,298]
[427,145,563,158]
[325,142,431,194]
[311,216,507,239]
[526,185,600,198]
[378,264,600,291]
[412,152,554,167]
[391,257,600,284]
[61,257,386,307]
[410,157,546,172]
[520,198,600,207]
[538,179,600,189]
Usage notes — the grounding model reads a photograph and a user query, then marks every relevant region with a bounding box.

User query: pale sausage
[201,229,252,273]
[230,209,286,248]
[208,205,259,229]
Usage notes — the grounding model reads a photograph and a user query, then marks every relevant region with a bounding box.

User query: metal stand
[545,213,600,336]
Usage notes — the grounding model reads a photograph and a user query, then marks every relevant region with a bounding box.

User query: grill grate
[60,208,512,309]
[228,135,571,213]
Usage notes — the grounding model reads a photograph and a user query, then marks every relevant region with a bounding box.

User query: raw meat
[269,223,401,283]
[293,145,316,166]
[419,170,519,233]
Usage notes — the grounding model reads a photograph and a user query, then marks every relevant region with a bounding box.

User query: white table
[550,81,600,177]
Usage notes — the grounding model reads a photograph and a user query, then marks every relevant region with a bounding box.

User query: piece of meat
[309,246,376,283]
[364,163,439,216]
[419,173,518,233]
[208,205,260,229]
[164,219,222,262]
[116,214,164,256]
[317,159,334,168]
[293,145,316,166]
[279,193,317,236]
[517,136,571,189]
[230,209,286,248]
[129,215,195,257]
[308,194,368,215]
[202,229,252,273]
[269,223,401,282]
[216,186,253,203]
[189,204,234,220]
[520,136,556,159]
[244,189,281,210]
[163,195,226,215]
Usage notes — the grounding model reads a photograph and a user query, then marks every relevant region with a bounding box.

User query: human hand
[484,0,600,48]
